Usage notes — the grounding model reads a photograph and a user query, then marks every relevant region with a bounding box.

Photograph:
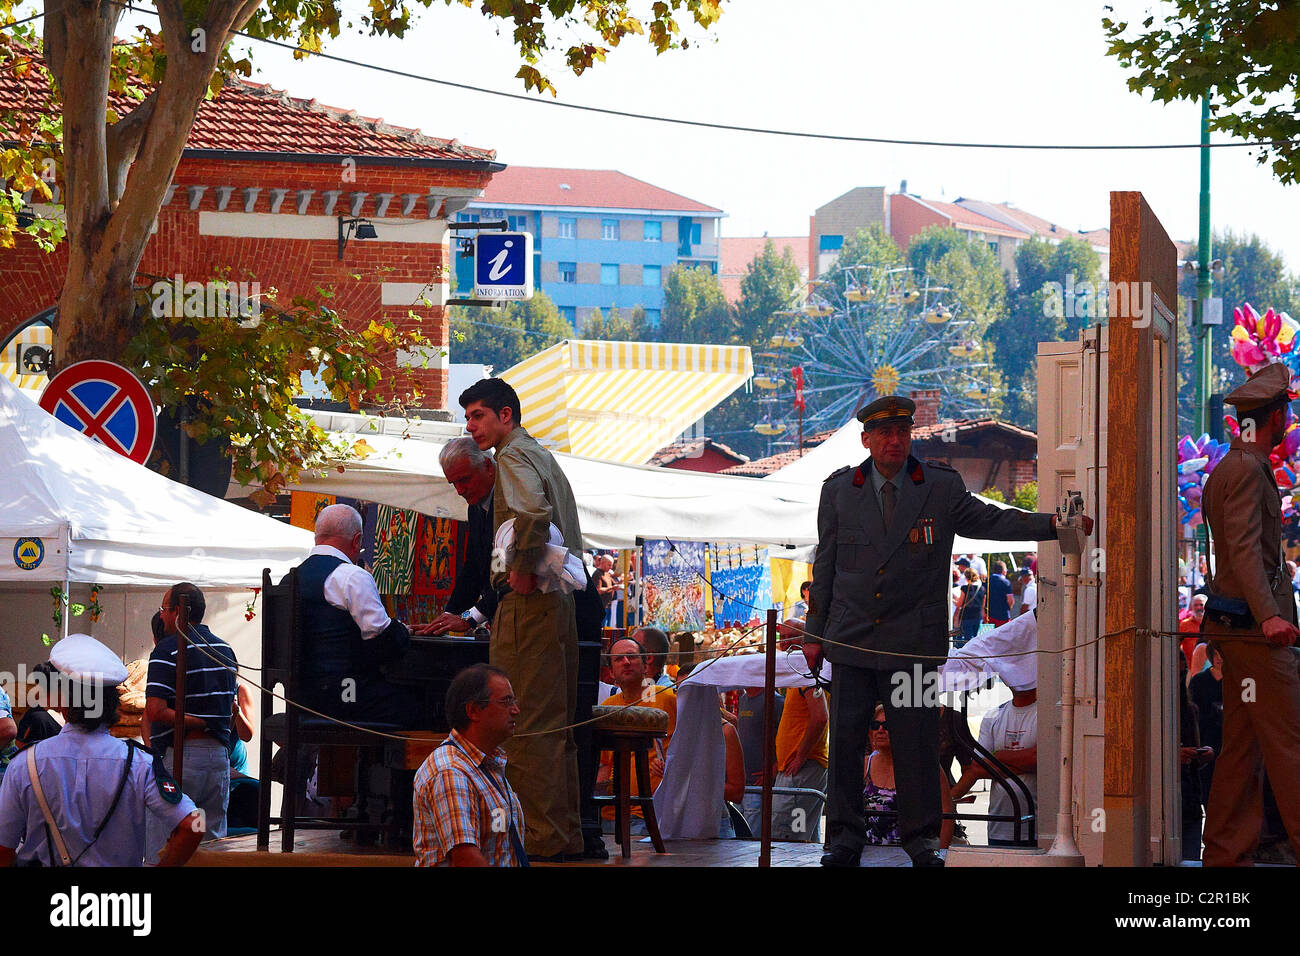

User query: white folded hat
[50,633,129,685]
[493,519,588,595]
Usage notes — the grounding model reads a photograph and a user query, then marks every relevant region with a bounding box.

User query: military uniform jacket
[1201,441,1297,632]
[805,456,1056,668]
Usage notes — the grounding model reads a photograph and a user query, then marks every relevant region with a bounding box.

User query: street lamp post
[1195,96,1214,437]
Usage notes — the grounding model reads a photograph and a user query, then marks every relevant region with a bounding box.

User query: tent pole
[759,608,777,867]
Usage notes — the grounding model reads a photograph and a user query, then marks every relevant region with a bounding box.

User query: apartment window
[643,265,661,286]
[819,234,844,251]
[689,222,702,245]
[645,309,661,328]
[988,241,999,255]
[457,212,479,223]
[601,263,618,285]
[602,219,619,240]
[644,221,662,242]
[560,306,577,325]
[507,214,528,232]
[559,262,577,283]
[558,217,577,239]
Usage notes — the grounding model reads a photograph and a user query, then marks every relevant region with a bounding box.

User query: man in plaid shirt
[414,665,527,867]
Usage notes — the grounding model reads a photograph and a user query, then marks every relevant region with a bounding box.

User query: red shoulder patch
[853,467,866,487]
[910,462,925,484]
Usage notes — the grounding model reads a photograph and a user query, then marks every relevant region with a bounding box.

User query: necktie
[881,481,896,532]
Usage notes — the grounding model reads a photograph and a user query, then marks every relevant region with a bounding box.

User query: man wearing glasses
[413,665,527,866]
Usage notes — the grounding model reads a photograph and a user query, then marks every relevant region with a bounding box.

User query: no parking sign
[39,360,157,464]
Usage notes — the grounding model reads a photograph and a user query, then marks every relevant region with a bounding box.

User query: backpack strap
[26,746,71,866]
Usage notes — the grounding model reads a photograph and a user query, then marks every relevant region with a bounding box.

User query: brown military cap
[857,394,916,428]
[1224,362,1296,413]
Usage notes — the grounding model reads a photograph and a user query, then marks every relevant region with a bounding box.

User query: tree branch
[41,0,67,91]
[105,87,158,207]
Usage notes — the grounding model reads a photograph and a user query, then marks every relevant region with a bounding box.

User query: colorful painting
[642,539,707,632]
[412,515,461,606]
[289,492,335,531]
[709,546,772,626]
[371,504,418,596]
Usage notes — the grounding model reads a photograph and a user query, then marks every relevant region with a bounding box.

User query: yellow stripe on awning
[501,339,753,463]
[0,361,48,399]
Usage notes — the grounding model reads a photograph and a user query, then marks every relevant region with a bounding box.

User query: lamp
[337,216,378,259]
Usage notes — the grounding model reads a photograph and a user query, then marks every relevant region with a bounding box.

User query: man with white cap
[1199,361,1300,866]
[0,634,202,866]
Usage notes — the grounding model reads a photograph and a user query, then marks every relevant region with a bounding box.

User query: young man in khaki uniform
[1200,361,1300,866]
[460,377,585,862]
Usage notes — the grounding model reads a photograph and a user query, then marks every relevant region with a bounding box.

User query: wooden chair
[255,568,401,852]
[590,704,668,859]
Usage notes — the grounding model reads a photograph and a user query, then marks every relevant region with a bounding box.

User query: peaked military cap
[857,394,916,428]
[1225,362,1296,413]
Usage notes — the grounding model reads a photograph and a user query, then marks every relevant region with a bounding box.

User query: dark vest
[298,553,366,683]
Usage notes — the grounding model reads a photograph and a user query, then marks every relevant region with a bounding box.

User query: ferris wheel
[752,265,996,441]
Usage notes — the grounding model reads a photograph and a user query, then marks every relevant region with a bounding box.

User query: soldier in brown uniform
[1200,362,1300,866]
[461,377,586,862]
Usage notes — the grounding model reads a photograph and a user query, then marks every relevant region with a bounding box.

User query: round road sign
[39,360,157,464]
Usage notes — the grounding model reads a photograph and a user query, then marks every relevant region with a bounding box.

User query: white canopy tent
[0,375,312,586]
[273,425,821,551]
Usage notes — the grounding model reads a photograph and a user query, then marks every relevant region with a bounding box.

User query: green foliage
[735,239,803,346]
[447,291,573,372]
[124,275,434,501]
[987,236,1101,426]
[580,305,648,341]
[979,486,1006,503]
[1102,2,1300,183]
[1176,230,1300,435]
[820,225,904,289]
[659,264,734,344]
[907,225,1006,329]
[1011,481,1038,511]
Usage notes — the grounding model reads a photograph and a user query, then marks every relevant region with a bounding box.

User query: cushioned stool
[591,704,668,859]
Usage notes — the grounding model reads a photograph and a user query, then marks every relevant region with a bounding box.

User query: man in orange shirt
[596,638,676,830]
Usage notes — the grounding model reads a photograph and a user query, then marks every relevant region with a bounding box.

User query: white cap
[49,633,128,685]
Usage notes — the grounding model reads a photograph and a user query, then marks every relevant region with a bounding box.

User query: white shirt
[978,699,1037,843]
[311,544,393,640]
[1020,582,1037,614]
[968,555,987,578]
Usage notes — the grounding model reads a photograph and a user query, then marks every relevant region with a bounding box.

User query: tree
[659,264,733,344]
[734,238,803,344]
[987,236,1101,426]
[817,225,904,296]
[0,0,722,364]
[580,305,648,342]
[907,225,1006,330]
[448,291,572,373]
[1102,3,1300,184]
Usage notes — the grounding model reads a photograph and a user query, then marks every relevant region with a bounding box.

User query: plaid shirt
[413,729,525,867]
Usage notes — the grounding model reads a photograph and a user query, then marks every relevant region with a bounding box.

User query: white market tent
[0,375,312,586]
[276,424,821,551]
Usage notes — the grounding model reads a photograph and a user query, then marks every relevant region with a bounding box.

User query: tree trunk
[50,0,262,368]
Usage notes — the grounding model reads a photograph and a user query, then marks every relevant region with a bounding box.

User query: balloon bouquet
[1215,303,1300,529]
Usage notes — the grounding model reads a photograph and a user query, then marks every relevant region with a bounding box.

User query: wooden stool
[590,704,668,859]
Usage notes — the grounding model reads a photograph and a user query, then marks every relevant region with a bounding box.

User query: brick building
[0,71,502,411]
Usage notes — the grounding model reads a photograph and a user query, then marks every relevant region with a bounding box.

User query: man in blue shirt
[986,561,1014,627]
[145,582,237,857]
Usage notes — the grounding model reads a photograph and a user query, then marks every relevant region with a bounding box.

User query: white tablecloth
[653,651,831,839]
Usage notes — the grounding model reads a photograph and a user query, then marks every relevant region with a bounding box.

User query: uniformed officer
[0,634,202,867]
[802,395,1088,866]
[1199,362,1300,866]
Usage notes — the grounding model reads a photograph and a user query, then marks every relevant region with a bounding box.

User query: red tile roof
[908,196,1028,238]
[649,439,748,467]
[477,166,721,213]
[720,428,838,476]
[0,51,494,162]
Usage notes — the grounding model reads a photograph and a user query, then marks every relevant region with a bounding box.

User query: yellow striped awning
[501,340,753,464]
[0,361,48,400]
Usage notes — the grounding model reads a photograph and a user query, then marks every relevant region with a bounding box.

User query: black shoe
[911,849,945,868]
[819,845,862,867]
[527,852,569,864]
[583,837,610,860]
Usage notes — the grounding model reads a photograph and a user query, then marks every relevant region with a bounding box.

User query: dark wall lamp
[337,216,378,259]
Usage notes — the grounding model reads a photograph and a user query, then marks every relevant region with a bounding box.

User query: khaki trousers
[1202,639,1300,866]
[491,589,582,857]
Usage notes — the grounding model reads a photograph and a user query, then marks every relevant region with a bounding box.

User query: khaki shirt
[491,426,583,584]
[1202,440,1296,628]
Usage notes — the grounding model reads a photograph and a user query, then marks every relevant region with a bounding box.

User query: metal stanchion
[760,608,777,867]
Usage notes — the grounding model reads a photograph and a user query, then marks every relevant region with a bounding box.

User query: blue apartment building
[455,166,724,328]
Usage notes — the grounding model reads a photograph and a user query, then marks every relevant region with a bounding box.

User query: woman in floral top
[863,704,955,847]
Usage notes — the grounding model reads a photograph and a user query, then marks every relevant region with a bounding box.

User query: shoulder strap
[26,746,71,867]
